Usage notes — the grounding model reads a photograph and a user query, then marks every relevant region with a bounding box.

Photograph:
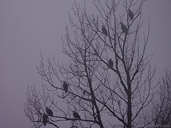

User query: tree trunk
[127,90,132,128]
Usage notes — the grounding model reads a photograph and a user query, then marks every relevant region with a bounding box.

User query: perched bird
[43,113,48,126]
[108,58,113,69]
[46,107,53,116]
[63,81,69,93]
[120,22,128,34]
[128,9,134,20]
[102,25,107,36]
[73,111,81,119]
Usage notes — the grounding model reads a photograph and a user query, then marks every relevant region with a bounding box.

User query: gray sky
[0,0,171,128]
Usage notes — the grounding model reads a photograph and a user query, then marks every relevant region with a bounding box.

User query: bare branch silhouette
[24,0,155,128]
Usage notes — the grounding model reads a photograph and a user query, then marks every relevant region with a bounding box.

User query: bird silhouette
[43,113,48,126]
[73,111,81,119]
[63,81,69,93]
[46,107,53,116]
[120,22,128,34]
[102,25,107,36]
[108,58,113,69]
[128,9,134,20]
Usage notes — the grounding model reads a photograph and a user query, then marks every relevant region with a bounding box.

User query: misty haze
[1,0,171,128]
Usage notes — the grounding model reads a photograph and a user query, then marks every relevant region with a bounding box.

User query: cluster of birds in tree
[102,9,134,69]
[101,9,134,36]
[42,81,81,126]
[42,9,133,127]
[42,107,81,126]
[42,10,134,126]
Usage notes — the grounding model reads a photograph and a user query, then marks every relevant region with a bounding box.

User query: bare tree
[24,0,155,128]
[150,70,171,128]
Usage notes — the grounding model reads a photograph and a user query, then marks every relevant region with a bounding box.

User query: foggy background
[0,0,171,128]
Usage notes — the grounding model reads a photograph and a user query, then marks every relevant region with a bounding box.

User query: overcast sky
[0,0,171,128]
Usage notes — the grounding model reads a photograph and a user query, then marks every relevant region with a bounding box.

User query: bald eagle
[73,111,81,119]
[108,58,113,69]
[63,81,69,93]
[102,25,107,36]
[46,107,53,116]
[128,9,134,20]
[120,23,128,34]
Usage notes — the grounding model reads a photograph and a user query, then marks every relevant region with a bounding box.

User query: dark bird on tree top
[120,22,128,34]
[73,111,81,119]
[46,107,53,116]
[43,113,48,126]
[128,9,134,20]
[63,81,69,93]
[102,25,107,36]
[108,58,113,69]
